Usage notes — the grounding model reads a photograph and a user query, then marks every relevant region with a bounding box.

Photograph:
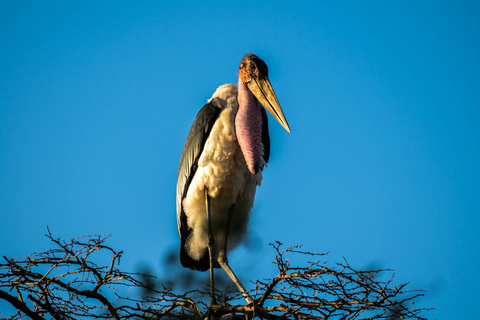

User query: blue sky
[1,1,479,318]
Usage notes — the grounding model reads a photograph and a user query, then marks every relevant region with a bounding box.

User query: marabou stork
[176,54,290,304]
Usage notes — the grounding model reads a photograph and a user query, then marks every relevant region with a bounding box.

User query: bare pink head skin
[235,54,290,174]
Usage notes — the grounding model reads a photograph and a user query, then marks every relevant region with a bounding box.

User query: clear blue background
[1,1,479,319]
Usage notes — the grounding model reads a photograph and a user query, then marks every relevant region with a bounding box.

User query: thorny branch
[0,232,430,319]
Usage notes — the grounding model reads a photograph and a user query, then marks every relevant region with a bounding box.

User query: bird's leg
[218,252,254,305]
[204,188,217,306]
[217,205,254,305]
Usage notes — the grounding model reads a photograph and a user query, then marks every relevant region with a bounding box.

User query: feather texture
[176,84,270,271]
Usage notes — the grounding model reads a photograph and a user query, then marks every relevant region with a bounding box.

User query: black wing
[176,100,222,271]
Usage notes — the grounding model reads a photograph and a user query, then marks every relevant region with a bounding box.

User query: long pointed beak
[246,77,291,133]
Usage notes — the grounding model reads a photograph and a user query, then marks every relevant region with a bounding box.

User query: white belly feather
[182,84,263,260]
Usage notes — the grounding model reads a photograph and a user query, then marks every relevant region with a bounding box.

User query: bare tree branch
[0,233,431,319]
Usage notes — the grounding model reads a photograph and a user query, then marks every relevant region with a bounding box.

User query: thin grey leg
[205,188,216,305]
[218,252,254,305]
[218,205,254,305]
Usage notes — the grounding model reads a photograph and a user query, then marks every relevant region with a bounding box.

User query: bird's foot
[240,292,254,306]
[206,300,222,320]
[208,299,219,308]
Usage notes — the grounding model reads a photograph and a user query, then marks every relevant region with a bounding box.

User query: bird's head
[239,54,291,133]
